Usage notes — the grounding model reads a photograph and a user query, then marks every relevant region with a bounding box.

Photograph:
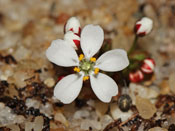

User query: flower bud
[135,17,153,36]
[64,31,80,50]
[141,58,155,74]
[64,17,81,36]
[129,70,144,83]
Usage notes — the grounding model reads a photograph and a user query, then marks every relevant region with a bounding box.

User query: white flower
[46,24,129,104]
[135,17,153,36]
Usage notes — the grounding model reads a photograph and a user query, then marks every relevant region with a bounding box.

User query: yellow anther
[74,67,80,72]
[90,57,96,62]
[94,68,99,74]
[83,76,89,81]
[79,54,84,61]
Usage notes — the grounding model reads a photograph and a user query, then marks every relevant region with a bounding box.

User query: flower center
[80,61,93,71]
[79,59,94,75]
[74,54,100,81]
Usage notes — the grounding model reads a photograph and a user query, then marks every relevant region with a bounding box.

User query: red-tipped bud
[129,70,144,83]
[64,17,81,36]
[64,31,80,50]
[135,17,153,37]
[141,58,155,74]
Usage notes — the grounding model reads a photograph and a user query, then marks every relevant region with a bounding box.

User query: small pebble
[80,119,101,130]
[33,116,44,131]
[25,98,41,109]
[169,73,175,94]
[160,80,170,95]
[7,124,20,131]
[73,109,90,119]
[0,102,5,109]
[14,115,25,124]
[86,99,95,107]
[148,127,168,131]
[129,83,158,105]
[95,101,108,117]
[110,103,133,121]
[44,77,55,87]
[100,115,113,130]
[25,122,34,131]
[136,96,156,119]
[54,112,68,127]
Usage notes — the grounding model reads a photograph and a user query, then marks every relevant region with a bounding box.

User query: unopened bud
[129,70,144,83]
[64,31,80,50]
[141,58,155,74]
[64,17,81,36]
[135,17,153,36]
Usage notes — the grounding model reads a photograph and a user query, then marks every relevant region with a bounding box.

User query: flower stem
[128,35,138,55]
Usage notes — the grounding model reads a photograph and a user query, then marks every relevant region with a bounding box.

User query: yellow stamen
[79,54,84,61]
[90,57,96,62]
[74,67,80,72]
[83,76,89,81]
[94,68,99,74]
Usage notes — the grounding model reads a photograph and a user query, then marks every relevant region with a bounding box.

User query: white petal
[65,17,80,34]
[46,39,79,67]
[64,31,80,50]
[90,73,118,103]
[54,73,83,104]
[81,24,104,58]
[95,49,129,72]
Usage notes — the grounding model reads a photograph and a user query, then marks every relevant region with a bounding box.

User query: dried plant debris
[0,0,175,130]
[0,54,17,64]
